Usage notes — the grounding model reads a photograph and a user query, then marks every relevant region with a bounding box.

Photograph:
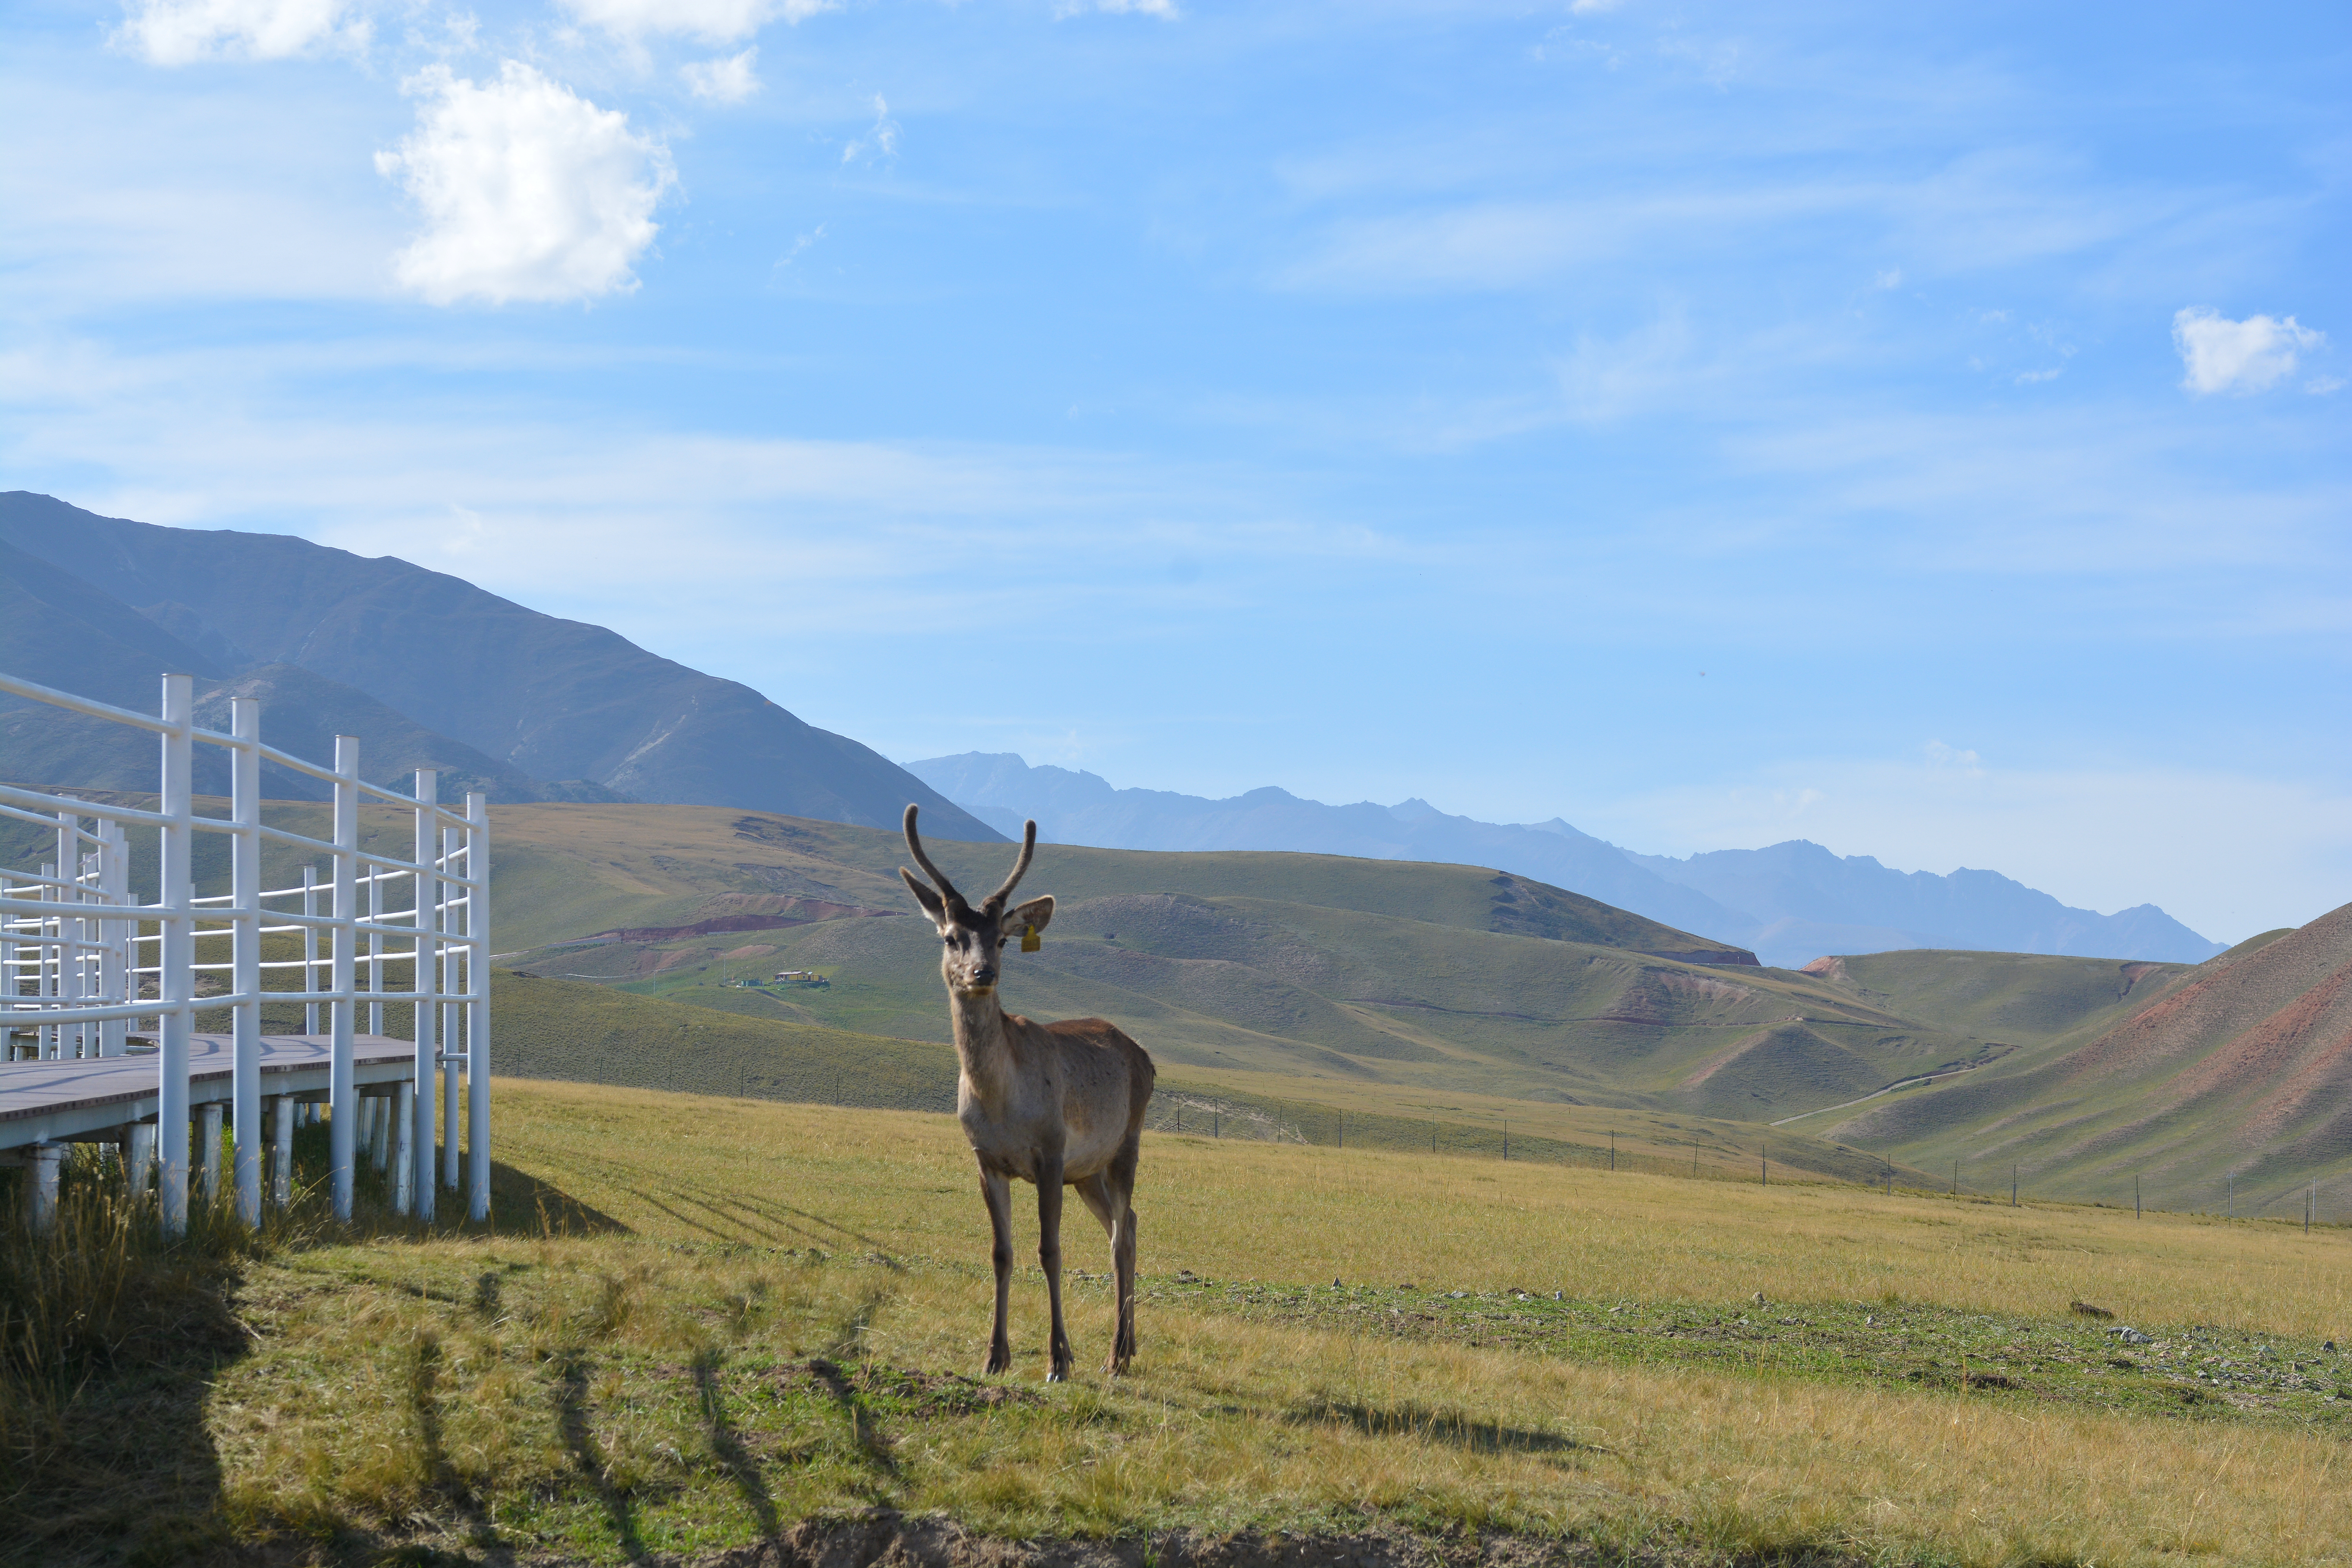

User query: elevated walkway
[0,1034,421,1150]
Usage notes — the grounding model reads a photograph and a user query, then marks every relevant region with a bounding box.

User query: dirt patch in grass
[690,1510,1864,1568]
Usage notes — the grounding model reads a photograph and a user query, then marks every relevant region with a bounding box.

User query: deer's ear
[900,868,947,924]
[1007,895,1055,936]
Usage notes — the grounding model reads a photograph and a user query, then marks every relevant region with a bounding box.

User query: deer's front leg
[1035,1152,1072,1381]
[979,1162,1016,1376]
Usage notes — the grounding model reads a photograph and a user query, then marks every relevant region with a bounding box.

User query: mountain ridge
[906,751,2224,967]
[0,492,1001,839]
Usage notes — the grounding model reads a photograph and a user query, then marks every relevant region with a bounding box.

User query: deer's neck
[949,989,1015,1105]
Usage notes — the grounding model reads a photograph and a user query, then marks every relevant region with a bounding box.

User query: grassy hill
[1831,903,2352,1215]
[487,804,2019,1131]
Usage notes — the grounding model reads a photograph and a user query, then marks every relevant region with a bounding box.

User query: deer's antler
[903,804,967,907]
[984,819,1038,909]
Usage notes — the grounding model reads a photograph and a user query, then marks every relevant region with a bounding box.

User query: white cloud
[1056,0,1179,17]
[374,62,675,306]
[1568,0,1623,12]
[115,0,368,65]
[559,0,830,45]
[2173,306,2325,396]
[841,94,899,165]
[681,47,760,103]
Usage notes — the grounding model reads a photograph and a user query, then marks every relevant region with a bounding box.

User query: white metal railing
[0,669,490,1232]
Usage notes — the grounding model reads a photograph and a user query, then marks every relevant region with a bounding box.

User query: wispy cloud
[681,47,761,104]
[115,0,370,65]
[557,0,831,45]
[841,94,899,165]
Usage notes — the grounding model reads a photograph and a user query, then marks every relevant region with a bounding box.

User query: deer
[899,804,1155,1381]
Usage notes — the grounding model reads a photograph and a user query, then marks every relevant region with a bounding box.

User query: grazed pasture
[13,1078,2352,1567]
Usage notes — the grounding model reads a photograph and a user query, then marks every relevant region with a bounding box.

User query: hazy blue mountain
[0,492,1001,839]
[906,752,2227,967]
[1623,841,2225,966]
[907,752,1755,943]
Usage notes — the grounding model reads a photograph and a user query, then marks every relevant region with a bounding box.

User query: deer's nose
[972,961,998,984]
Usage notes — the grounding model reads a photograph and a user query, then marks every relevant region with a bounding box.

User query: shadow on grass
[1290,1397,1608,1458]
[0,1131,626,1568]
[694,1348,781,1537]
[554,1350,651,1564]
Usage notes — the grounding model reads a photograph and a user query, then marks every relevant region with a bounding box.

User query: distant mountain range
[904,752,2226,968]
[0,493,1001,840]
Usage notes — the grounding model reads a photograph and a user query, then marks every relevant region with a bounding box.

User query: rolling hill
[0,491,999,840]
[1827,909,2352,1216]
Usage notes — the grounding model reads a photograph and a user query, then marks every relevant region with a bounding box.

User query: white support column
[329,735,360,1221]
[128,1122,156,1197]
[302,864,320,1037]
[271,1095,294,1208]
[229,696,264,1227]
[157,673,195,1237]
[24,1142,62,1233]
[411,770,438,1224]
[199,1101,224,1206]
[441,822,461,1193]
[98,820,129,1058]
[466,792,491,1222]
[391,1080,415,1214]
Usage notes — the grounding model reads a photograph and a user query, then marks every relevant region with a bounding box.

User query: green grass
[19,1080,2352,1567]
[493,969,959,1112]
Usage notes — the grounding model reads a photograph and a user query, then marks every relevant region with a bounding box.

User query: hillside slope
[478,803,2028,1127]
[1833,902,2352,1216]
[0,491,999,839]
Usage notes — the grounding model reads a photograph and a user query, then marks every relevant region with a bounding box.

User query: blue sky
[3,1,2346,942]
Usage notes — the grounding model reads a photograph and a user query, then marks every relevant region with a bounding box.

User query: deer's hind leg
[1078,1140,1142,1373]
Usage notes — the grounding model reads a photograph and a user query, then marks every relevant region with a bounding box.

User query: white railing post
[38,862,56,1059]
[410,770,438,1223]
[56,814,81,1059]
[466,791,490,1222]
[329,735,359,1221]
[229,696,264,1225]
[366,857,383,1037]
[158,672,195,1237]
[302,864,320,1037]
[98,819,128,1057]
[440,821,461,1194]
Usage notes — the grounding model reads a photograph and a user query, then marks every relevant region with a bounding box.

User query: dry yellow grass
[496,1077,2352,1340]
[100,1076,2352,1568]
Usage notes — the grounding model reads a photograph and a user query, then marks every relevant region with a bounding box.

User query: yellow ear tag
[1021,924,1041,953]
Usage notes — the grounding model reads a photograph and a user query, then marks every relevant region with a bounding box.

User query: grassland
[19,1078,2352,1568]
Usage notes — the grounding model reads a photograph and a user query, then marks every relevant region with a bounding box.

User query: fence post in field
[1609,1130,1616,1171]
[1502,1119,1508,1160]
[1761,1154,1768,1186]
[2012,1165,2018,1208]
[2136,1175,2141,1219]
